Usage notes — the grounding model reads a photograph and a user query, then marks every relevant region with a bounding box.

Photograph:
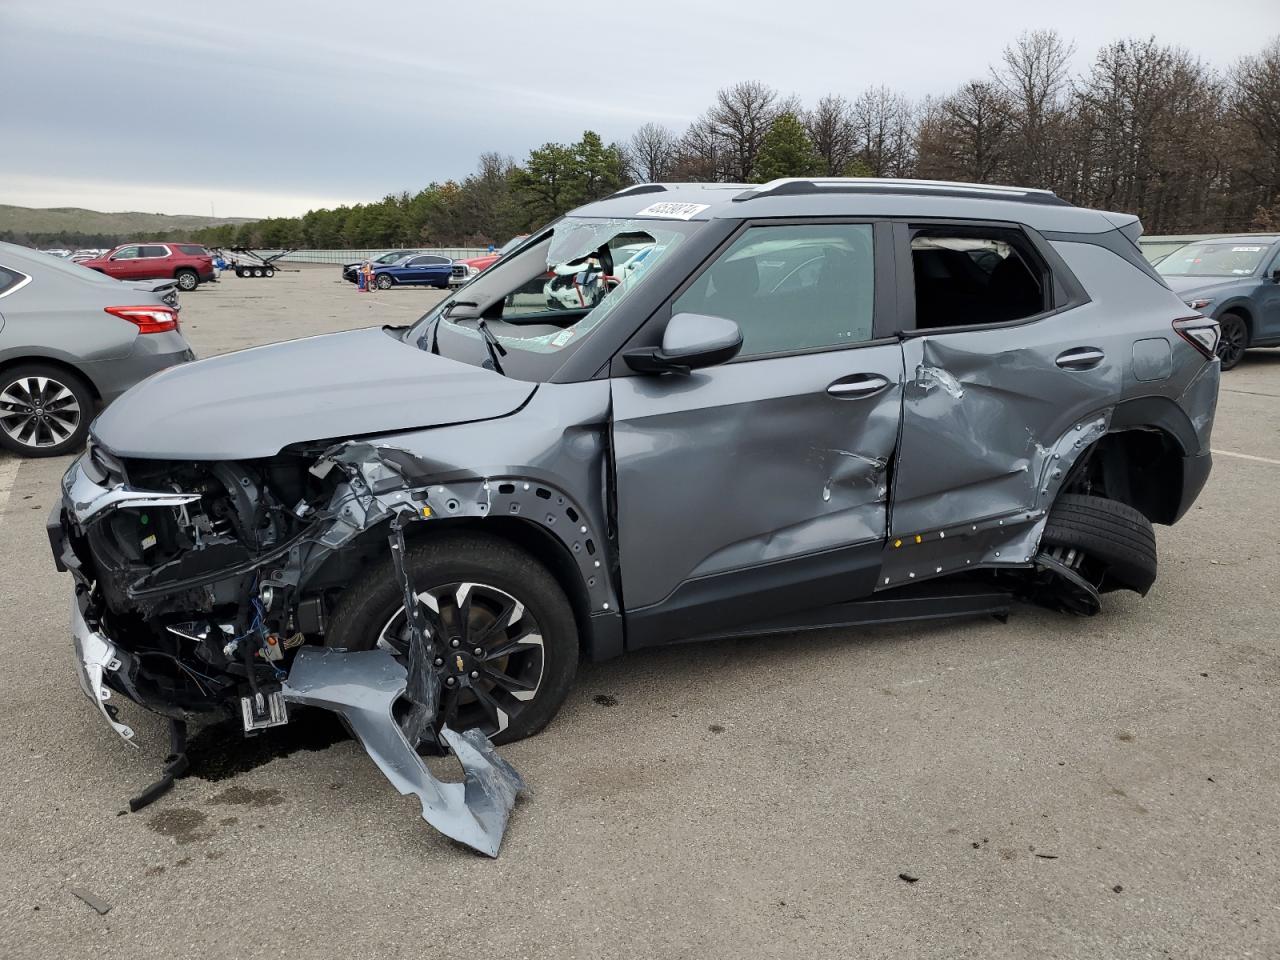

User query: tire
[264,267,275,278]
[1042,493,1157,595]
[175,268,199,291]
[1216,312,1249,370]
[376,274,393,290]
[0,363,94,457]
[235,267,247,278]
[324,531,579,745]
[252,267,264,278]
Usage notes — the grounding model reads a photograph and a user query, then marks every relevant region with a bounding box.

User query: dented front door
[611,344,904,612]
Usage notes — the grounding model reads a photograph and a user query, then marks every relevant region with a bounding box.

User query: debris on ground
[68,887,112,915]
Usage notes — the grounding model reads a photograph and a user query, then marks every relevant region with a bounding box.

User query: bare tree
[992,29,1075,186]
[851,86,917,177]
[626,122,679,182]
[699,80,782,181]
[916,81,1011,183]
[1226,37,1280,224]
[804,94,858,176]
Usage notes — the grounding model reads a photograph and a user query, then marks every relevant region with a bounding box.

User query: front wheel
[323,532,579,744]
[1216,312,1249,370]
[375,274,393,290]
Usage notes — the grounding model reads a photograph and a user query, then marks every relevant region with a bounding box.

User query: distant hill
[0,204,256,238]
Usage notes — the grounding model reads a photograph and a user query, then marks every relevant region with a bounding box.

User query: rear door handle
[1055,346,1105,370]
[827,373,891,399]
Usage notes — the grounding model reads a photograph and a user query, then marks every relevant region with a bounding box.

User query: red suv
[81,243,216,291]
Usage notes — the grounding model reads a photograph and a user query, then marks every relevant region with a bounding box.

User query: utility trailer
[228,248,297,278]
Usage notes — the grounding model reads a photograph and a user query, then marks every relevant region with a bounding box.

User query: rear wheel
[1216,312,1248,370]
[324,532,579,744]
[0,363,93,456]
[175,268,199,291]
[264,267,275,278]
[1041,493,1157,595]
[252,267,264,278]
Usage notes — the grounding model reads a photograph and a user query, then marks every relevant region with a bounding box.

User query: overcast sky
[2,0,1276,218]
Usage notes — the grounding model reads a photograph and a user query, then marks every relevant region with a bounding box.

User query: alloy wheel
[1217,315,1247,369]
[377,581,545,737]
[0,375,82,449]
[177,272,197,291]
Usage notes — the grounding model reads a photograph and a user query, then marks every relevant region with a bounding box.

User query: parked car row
[0,241,195,456]
[342,236,529,290]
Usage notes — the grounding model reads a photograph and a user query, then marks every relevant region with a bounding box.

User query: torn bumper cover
[53,447,531,856]
[282,648,524,857]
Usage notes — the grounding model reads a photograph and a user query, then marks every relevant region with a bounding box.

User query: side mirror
[624,312,743,375]
[1271,267,1280,283]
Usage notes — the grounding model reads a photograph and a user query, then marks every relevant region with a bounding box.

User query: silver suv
[49,179,1220,853]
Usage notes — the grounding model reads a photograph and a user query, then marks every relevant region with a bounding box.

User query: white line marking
[0,456,19,522]
[1212,449,1280,466]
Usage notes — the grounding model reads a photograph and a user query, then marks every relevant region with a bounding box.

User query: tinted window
[909,228,1049,329]
[139,245,169,258]
[673,223,875,358]
[177,244,207,256]
[417,255,447,265]
[0,264,27,296]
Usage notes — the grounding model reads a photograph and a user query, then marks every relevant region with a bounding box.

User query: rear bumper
[1173,450,1212,523]
[80,333,195,404]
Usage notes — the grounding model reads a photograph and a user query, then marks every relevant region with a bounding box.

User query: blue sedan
[371,253,453,290]
[1157,235,1280,369]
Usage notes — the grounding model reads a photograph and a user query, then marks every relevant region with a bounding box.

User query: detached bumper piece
[282,647,525,857]
[71,598,139,748]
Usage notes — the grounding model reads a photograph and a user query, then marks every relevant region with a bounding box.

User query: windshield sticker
[551,329,575,347]
[635,202,710,220]
[1231,246,1264,252]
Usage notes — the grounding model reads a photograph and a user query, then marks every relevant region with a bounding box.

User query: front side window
[112,246,141,259]
[1155,241,1274,277]
[673,223,875,358]
[909,228,1049,329]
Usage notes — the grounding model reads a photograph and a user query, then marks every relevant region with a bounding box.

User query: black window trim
[608,216,897,374]
[0,264,33,299]
[891,217,1090,338]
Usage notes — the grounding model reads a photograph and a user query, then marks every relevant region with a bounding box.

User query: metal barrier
[249,248,490,265]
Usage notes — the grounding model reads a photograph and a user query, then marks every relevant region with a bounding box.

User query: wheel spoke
[469,684,509,733]
[471,596,518,646]
[486,628,543,662]
[481,664,537,700]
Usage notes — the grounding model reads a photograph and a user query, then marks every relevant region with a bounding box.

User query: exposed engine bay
[55,440,534,855]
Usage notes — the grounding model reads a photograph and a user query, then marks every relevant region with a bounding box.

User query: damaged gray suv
[50,178,1220,854]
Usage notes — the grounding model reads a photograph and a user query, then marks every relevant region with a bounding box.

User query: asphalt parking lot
[2,266,1278,959]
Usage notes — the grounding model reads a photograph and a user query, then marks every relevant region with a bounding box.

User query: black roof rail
[732,178,1071,207]
[606,183,668,199]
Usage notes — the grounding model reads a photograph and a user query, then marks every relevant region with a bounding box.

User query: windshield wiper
[456,316,506,375]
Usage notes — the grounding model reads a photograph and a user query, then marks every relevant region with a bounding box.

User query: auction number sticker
[635,202,710,220]
[1232,246,1264,252]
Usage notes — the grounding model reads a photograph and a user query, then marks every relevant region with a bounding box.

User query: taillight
[105,305,179,334]
[1173,315,1220,360]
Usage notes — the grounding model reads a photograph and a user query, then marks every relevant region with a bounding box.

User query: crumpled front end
[50,439,534,855]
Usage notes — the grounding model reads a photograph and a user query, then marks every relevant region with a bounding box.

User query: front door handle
[1055,346,1105,370]
[827,373,891,399]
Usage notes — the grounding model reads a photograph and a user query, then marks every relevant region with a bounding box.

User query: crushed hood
[92,326,535,459]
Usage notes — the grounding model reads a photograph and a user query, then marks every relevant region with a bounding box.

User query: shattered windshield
[409,217,695,378]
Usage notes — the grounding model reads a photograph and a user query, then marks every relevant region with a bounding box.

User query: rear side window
[908,226,1050,329]
[140,245,169,258]
[673,223,876,358]
[0,264,29,297]
[176,244,207,256]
